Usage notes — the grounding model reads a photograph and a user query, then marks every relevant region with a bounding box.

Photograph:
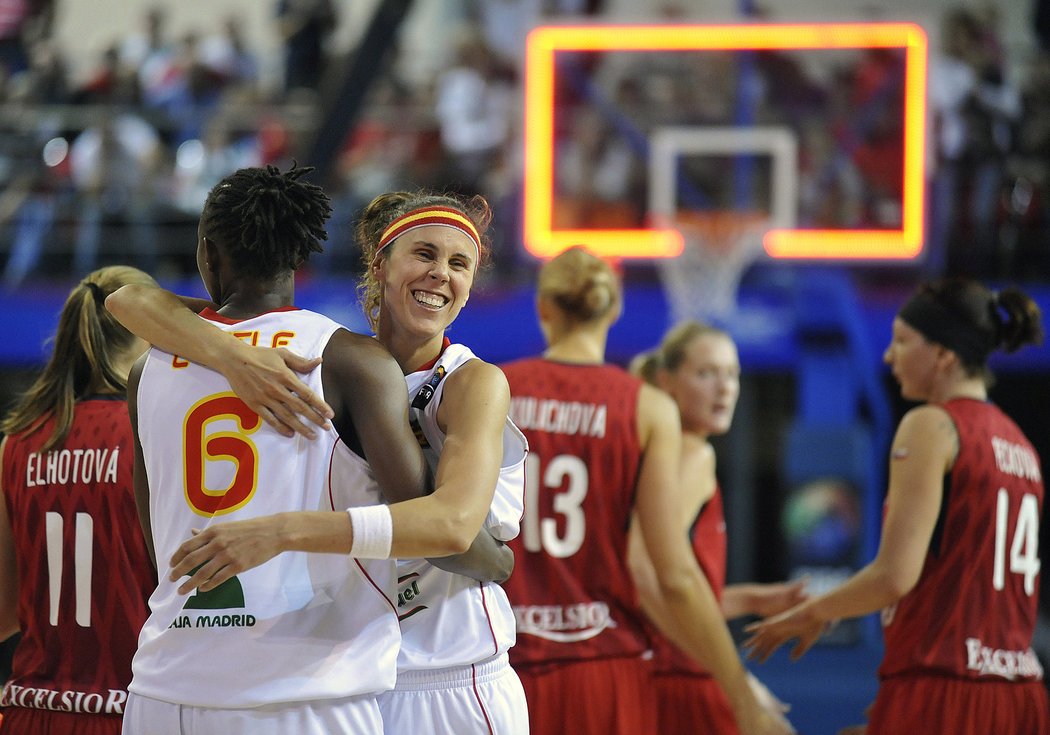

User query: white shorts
[121,691,384,735]
[378,652,529,734]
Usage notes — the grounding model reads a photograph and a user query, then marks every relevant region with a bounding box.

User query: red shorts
[515,656,655,735]
[652,672,739,735]
[0,708,122,735]
[868,674,1049,735]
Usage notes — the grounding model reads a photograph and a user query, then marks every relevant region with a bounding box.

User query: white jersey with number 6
[130,307,400,708]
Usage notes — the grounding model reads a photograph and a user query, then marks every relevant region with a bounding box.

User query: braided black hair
[201,164,332,279]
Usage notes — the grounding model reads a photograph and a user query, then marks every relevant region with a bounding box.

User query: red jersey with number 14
[500,359,649,666]
[879,398,1044,682]
[1,398,155,716]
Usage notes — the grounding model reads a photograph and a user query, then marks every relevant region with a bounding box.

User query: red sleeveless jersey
[1,398,155,716]
[879,398,1044,682]
[500,358,649,666]
[650,485,728,676]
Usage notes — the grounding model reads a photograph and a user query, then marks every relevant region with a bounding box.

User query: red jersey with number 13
[879,398,1043,682]
[1,398,155,715]
[501,359,649,666]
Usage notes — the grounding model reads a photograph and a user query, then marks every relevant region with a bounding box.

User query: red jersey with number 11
[1,398,155,716]
[879,398,1044,682]
[500,358,649,666]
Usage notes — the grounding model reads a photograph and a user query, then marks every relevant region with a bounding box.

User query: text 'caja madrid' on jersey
[500,358,650,666]
[879,397,1044,683]
[393,342,528,672]
[1,398,155,716]
[130,307,400,708]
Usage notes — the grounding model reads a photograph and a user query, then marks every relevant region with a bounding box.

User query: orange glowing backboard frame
[524,23,928,260]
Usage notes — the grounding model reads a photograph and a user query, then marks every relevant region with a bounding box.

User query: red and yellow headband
[376,206,482,262]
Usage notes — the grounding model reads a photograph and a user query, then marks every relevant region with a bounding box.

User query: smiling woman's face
[374,224,477,342]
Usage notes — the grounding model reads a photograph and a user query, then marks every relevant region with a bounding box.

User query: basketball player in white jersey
[122,165,433,735]
[360,193,527,735]
[108,191,529,734]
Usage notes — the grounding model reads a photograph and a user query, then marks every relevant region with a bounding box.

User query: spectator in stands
[15,37,66,104]
[276,0,336,95]
[0,0,51,81]
[0,127,72,288]
[199,16,259,91]
[154,32,227,145]
[69,113,162,276]
[120,6,176,108]
[72,44,138,105]
[1000,51,1050,278]
[929,6,1021,277]
[555,105,642,229]
[433,26,515,194]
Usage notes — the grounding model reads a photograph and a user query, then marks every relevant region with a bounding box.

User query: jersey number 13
[523,454,588,558]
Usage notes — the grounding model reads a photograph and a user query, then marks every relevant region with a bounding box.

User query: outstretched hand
[169,517,286,595]
[748,578,809,618]
[223,346,334,439]
[744,601,828,663]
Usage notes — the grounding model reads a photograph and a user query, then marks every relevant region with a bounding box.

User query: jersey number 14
[993,489,1040,596]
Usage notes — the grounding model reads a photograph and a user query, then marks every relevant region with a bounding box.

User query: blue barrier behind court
[3,274,1050,372]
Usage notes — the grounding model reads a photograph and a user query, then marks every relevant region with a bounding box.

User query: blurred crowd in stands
[0,0,1049,288]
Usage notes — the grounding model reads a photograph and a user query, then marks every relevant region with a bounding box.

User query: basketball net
[656,210,768,324]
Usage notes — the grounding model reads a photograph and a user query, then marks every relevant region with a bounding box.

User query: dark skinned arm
[106,283,333,438]
[127,352,158,571]
[428,531,514,583]
[321,329,432,503]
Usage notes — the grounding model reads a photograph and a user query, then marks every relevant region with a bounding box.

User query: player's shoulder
[445,356,509,404]
[897,404,956,438]
[325,328,394,362]
[322,329,403,385]
[638,380,676,413]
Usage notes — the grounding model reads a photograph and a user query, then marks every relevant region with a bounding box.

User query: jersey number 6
[183,392,261,517]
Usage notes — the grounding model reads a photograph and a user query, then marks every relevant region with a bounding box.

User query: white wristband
[347,505,393,559]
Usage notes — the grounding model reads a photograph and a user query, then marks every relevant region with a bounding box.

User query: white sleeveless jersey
[395,343,527,671]
[130,307,400,708]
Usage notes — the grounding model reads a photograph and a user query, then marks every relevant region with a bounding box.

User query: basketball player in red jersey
[500,246,791,735]
[629,321,802,735]
[746,278,1049,734]
[0,266,158,735]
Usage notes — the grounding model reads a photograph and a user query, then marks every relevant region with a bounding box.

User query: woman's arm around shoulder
[322,328,432,505]
[166,357,513,592]
[107,283,332,437]
[386,359,509,556]
[126,352,158,571]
